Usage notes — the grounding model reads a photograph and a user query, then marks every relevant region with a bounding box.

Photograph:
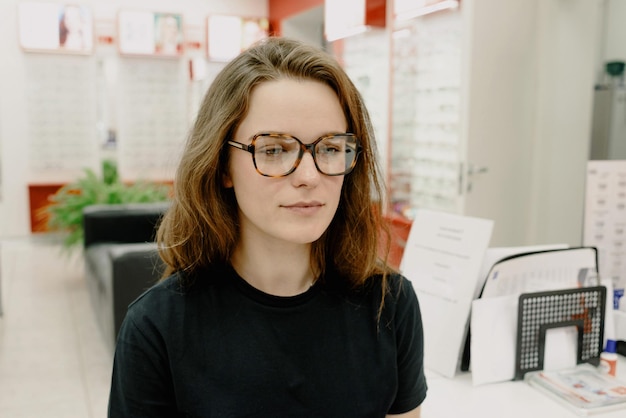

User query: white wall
[413,0,601,248]
[602,0,626,74]
[528,0,603,246]
[0,0,267,238]
[462,0,539,246]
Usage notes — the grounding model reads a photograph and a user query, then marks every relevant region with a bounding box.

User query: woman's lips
[281,201,324,214]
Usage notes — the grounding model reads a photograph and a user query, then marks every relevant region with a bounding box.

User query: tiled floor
[0,237,112,418]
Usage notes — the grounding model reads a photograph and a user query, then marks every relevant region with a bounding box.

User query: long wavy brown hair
[157,37,391,290]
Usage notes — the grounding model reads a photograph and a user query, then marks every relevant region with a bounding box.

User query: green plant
[42,159,170,250]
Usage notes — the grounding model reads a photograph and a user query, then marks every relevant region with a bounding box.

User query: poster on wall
[118,10,184,57]
[18,2,93,54]
[207,15,269,62]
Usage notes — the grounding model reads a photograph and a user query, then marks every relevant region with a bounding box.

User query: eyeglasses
[228,132,361,177]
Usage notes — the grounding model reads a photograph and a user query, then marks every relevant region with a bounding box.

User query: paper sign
[400,208,493,377]
[474,244,569,299]
[481,247,598,298]
[471,295,518,385]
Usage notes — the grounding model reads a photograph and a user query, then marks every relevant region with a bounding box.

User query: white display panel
[18,2,93,54]
[394,0,460,20]
[118,10,184,57]
[25,54,98,182]
[115,58,188,182]
[207,15,268,62]
[584,160,626,310]
[324,0,367,42]
[390,12,463,216]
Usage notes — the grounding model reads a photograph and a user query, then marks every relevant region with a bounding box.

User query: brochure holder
[515,286,606,380]
[468,246,600,386]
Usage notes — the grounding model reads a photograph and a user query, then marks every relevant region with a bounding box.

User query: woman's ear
[222,172,233,188]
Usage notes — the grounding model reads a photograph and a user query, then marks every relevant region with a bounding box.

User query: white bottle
[599,339,618,377]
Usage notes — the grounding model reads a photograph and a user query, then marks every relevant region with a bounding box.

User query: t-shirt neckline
[227,264,321,308]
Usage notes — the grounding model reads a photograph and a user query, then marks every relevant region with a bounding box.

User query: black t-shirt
[108,263,427,417]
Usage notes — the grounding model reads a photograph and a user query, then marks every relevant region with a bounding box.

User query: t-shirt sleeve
[108,296,179,418]
[387,276,428,414]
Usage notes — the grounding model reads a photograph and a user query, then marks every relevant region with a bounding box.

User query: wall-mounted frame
[206,15,269,62]
[118,10,184,57]
[18,2,93,54]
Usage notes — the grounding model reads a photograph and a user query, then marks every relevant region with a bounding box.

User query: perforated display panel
[515,286,606,380]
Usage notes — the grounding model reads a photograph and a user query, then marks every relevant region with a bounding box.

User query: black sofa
[83,202,169,351]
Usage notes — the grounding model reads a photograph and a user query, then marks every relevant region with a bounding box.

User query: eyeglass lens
[253,134,359,177]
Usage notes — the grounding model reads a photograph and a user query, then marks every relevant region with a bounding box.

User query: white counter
[422,357,626,417]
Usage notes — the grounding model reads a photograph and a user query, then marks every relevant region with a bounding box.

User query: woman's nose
[291,152,321,186]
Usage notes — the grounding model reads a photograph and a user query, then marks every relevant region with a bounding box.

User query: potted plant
[42,159,171,251]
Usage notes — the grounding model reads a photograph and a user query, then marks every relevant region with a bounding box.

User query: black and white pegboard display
[515,286,606,380]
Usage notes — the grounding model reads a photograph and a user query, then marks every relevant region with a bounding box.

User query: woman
[108,37,427,417]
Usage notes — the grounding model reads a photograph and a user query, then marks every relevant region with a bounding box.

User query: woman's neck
[230,241,316,297]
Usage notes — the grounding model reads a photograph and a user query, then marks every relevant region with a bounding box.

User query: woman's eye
[319,145,341,154]
[260,145,284,155]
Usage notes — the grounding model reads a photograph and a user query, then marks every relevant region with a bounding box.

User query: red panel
[380,213,412,270]
[269,0,386,36]
[366,0,386,27]
[28,181,174,233]
[268,0,323,35]
[28,184,65,233]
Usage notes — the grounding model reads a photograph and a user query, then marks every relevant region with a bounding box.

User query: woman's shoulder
[385,272,417,300]
[124,272,187,318]
[359,271,420,318]
[329,270,416,312]
[356,270,414,298]
[125,264,229,317]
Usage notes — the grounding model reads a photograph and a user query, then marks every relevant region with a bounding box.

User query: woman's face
[225,78,347,249]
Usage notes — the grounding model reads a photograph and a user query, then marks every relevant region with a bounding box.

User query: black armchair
[82,202,169,351]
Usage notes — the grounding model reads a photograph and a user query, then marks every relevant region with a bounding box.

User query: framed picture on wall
[118,10,184,57]
[18,2,93,54]
[206,15,269,62]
